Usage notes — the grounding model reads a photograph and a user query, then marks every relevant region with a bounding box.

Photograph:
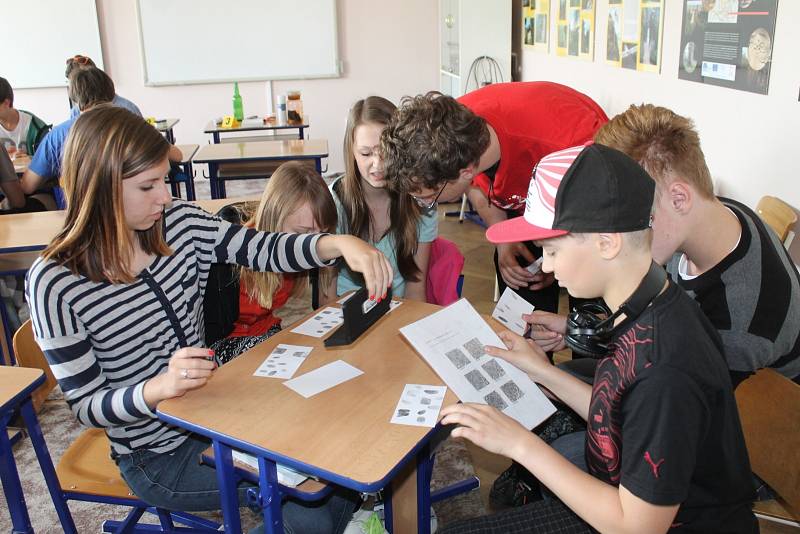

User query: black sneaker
[489,462,543,508]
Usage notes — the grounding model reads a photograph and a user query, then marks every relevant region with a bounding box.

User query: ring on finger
[181,368,189,379]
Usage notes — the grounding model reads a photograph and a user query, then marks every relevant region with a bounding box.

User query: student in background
[438,144,757,534]
[382,82,607,313]
[209,161,338,364]
[64,54,142,118]
[26,106,391,532]
[326,96,436,302]
[20,67,115,201]
[0,76,51,157]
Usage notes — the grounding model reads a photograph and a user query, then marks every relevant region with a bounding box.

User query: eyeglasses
[410,182,447,210]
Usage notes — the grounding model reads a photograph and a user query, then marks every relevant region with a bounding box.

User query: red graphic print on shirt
[586,324,653,485]
[644,451,665,478]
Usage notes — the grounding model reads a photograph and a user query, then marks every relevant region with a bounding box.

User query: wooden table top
[158,299,460,488]
[175,144,199,164]
[156,118,180,131]
[192,139,328,164]
[204,121,308,134]
[0,367,44,413]
[0,196,260,253]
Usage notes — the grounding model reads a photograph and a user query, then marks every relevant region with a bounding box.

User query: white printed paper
[399,299,555,430]
[526,257,544,275]
[290,307,344,337]
[253,344,312,379]
[230,450,310,487]
[492,288,535,336]
[390,384,447,427]
[283,360,363,398]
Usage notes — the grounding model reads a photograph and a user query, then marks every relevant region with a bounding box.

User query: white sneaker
[343,507,437,534]
[343,508,387,534]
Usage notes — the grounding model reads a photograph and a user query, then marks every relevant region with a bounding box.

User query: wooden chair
[756,195,797,246]
[735,368,800,526]
[14,321,220,532]
[12,320,57,413]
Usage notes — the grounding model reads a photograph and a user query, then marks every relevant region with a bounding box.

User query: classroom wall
[11,0,439,176]
[520,1,800,210]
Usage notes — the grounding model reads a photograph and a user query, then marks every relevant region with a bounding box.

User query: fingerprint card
[290,307,344,337]
[253,344,313,379]
[492,288,535,336]
[390,384,447,428]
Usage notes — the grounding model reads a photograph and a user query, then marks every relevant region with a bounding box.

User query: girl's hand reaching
[317,235,393,300]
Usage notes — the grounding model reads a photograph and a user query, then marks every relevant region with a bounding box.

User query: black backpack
[203,204,246,346]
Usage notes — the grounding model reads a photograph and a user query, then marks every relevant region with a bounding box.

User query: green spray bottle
[232,82,244,122]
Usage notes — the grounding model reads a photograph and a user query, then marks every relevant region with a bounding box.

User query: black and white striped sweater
[26,200,331,455]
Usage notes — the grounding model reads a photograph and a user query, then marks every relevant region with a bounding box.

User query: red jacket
[458,81,608,214]
[229,275,295,338]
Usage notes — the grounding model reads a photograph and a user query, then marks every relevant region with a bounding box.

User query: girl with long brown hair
[325,96,437,301]
[26,106,390,532]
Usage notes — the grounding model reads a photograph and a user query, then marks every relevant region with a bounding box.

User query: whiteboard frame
[135,0,341,87]
[7,0,104,89]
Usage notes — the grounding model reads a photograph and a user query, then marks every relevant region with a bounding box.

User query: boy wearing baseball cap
[439,144,756,533]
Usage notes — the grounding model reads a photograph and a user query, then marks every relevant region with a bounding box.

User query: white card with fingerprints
[390,384,447,427]
[492,288,535,336]
[253,344,313,379]
[399,298,556,430]
[290,307,344,337]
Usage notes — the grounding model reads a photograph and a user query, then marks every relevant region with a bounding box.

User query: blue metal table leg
[213,132,220,144]
[208,162,220,199]
[314,157,322,174]
[382,485,393,534]
[416,444,432,534]
[1,411,33,533]
[0,297,17,365]
[20,399,77,533]
[257,456,284,533]
[212,440,243,534]
[184,162,196,201]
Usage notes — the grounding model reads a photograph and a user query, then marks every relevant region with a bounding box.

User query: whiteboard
[136,0,341,86]
[3,0,104,89]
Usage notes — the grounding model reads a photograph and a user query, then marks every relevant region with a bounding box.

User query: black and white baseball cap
[486,143,655,244]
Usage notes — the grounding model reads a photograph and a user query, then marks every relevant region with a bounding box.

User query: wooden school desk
[156,118,180,144]
[192,139,328,199]
[158,299,459,534]
[0,366,75,532]
[204,120,309,144]
[167,144,199,200]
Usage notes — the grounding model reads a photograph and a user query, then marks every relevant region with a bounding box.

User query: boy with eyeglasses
[382,82,607,315]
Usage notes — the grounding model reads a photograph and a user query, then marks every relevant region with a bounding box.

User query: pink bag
[426,237,465,305]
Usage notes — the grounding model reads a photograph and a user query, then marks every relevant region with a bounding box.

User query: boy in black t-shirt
[439,144,757,533]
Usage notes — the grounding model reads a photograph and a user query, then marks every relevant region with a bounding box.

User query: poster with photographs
[556,0,569,56]
[606,0,664,72]
[678,0,778,95]
[558,0,595,59]
[523,0,550,52]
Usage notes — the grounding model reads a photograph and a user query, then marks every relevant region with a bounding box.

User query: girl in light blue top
[326,96,437,301]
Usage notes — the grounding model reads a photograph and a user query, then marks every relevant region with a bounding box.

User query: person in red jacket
[210,161,338,363]
[382,81,607,313]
